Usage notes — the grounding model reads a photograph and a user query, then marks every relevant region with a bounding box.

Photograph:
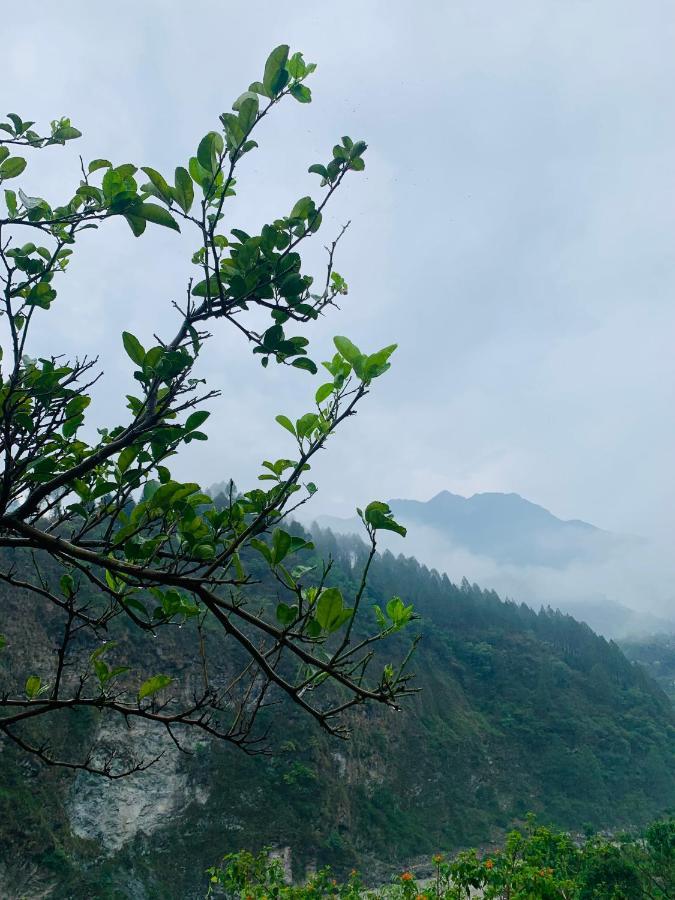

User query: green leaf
[88,158,112,173]
[263,44,290,96]
[143,346,163,370]
[364,343,397,379]
[276,602,298,626]
[373,604,387,630]
[141,166,173,204]
[5,114,23,134]
[197,132,223,175]
[184,410,210,432]
[191,275,220,297]
[232,90,259,112]
[189,156,212,189]
[137,202,180,232]
[90,641,117,663]
[286,52,307,79]
[279,273,305,296]
[173,166,194,213]
[308,163,327,178]
[333,335,362,366]
[124,213,146,237]
[316,587,342,630]
[291,358,318,374]
[105,569,122,592]
[250,538,272,564]
[248,81,270,98]
[138,674,172,701]
[315,588,353,634]
[290,84,311,103]
[0,157,27,180]
[386,596,415,629]
[271,529,291,564]
[296,412,318,439]
[25,282,56,309]
[194,543,215,559]
[76,184,104,204]
[4,189,17,216]
[363,501,407,537]
[306,618,322,638]
[25,675,42,699]
[290,196,314,219]
[315,383,334,404]
[0,634,5,651]
[233,93,259,133]
[275,414,296,437]
[118,446,138,474]
[122,331,146,367]
[52,125,81,141]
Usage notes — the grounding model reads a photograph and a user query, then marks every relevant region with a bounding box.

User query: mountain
[1,527,674,898]
[314,491,629,568]
[309,492,675,639]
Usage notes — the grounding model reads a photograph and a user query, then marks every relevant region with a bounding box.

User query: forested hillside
[1,526,674,898]
[622,633,675,706]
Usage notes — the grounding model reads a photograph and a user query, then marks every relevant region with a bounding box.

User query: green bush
[206,814,674,898]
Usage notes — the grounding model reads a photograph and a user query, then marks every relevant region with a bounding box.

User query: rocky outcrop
[67,720,207,854]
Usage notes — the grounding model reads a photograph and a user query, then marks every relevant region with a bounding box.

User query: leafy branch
[0,46,416,776]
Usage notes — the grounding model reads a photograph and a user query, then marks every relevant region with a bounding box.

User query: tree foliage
[0,46,415,776]
[206,815,675,898]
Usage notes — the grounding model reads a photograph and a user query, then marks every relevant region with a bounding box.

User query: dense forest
[1,524,673,898]
[622,633,675,706]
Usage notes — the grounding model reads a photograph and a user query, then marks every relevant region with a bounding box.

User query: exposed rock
[67,719,207,854]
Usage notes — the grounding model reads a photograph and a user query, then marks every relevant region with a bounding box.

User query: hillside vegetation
[207,814,675,898]
[1,526,674,898]
[622,634,675,706]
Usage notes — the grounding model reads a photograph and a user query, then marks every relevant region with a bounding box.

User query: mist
[300,511,675,639]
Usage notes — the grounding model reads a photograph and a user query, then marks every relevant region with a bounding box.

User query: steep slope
[1,529,674,898]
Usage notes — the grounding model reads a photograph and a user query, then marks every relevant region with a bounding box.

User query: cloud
[302,514,675,637]
[4,0,675,556]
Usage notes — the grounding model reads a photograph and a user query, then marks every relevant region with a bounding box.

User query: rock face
[67,721,207,854]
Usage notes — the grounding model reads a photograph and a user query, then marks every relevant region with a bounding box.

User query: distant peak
[427,489,529,506]
[429,489,462,502]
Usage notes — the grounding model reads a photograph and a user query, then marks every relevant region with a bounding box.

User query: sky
[4,0,675,550]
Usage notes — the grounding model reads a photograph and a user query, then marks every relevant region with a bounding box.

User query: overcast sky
[5,1,675,545]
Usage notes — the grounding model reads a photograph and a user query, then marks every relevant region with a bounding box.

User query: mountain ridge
[303,490,673,639]
[310,489,630,568]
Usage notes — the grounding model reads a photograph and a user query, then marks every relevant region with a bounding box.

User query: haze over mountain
[320,491,629,567]
[304,491,675,639]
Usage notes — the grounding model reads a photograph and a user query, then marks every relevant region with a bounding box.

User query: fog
[299,510,675,638]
